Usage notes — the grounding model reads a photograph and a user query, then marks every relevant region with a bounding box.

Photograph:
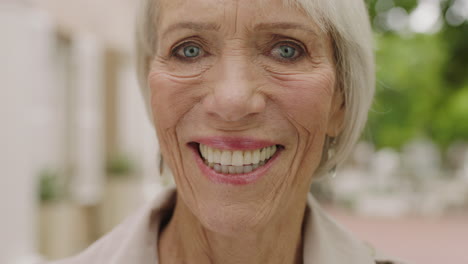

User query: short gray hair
[135,0,375,177]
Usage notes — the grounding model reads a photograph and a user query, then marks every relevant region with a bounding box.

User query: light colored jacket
[45,187,407,264]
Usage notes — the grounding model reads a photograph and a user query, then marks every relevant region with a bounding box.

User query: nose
[204,58,266,122]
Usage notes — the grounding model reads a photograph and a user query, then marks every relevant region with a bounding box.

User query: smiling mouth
[194,143,281,174]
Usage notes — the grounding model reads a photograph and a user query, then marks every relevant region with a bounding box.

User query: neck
[158,194,307,264]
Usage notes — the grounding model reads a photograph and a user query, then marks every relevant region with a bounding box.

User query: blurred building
[1,0,160,262]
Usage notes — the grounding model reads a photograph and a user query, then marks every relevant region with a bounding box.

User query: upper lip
[190,136,281,151]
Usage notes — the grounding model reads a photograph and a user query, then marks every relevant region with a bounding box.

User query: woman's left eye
[182,45,201,58]
[278,45,296,58]
[270,42,303,61]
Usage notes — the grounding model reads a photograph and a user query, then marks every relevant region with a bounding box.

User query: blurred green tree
[363,0,468,150]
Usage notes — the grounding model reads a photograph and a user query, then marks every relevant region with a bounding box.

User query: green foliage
[432,85,468,146]
[442,24,468,86]
[38,169,64,203]
[366,0,418,20]
[106,154,136,177]
[365,33,447,148]
[362,0,468,150]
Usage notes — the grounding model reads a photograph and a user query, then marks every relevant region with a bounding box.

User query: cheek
[269,70,336,185]
[268,70,336,133]
[148,70,206,177]
[148,71,204,130]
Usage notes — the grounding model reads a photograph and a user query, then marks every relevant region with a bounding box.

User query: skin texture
[148,0,345,263]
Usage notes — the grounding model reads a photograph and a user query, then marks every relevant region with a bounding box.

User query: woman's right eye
[172,43,205,60]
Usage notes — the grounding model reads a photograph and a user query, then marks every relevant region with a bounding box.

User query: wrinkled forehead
[156,0,322,36]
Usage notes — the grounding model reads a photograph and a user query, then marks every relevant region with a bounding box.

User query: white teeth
[221,165,229,174]
[252,150,260,164]
[207,147,214,163]
[260,148,266,162]
[221,151,232,166]
[232,151,243,166]
[213,149,221,164]
[243,151,252,164]
[199,143,279,174]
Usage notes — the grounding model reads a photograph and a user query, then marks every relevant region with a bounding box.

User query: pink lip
[191,146,281,186]
[193,137,277,150]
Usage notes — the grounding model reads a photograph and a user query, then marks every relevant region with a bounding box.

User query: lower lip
[192,147,280,186]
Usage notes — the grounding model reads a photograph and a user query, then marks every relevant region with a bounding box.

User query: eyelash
[170,39,306,63]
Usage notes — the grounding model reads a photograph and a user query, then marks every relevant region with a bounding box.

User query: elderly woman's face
[149,0,343,234]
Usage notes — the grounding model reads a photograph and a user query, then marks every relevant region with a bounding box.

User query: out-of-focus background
[1,0,467,263]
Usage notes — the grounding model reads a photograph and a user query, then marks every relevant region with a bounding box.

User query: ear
[326,85,345,137]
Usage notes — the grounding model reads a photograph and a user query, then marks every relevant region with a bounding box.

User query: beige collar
[53,186,378,264]
[302,194,376,264]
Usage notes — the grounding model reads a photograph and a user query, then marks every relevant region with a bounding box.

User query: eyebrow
[162,21,318,38]
[162,22,220,38]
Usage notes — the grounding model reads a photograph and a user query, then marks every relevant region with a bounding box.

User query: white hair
[135,0,375,178]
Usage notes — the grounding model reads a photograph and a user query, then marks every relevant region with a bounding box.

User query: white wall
[69,34,105,205]
[34,0,136,52]
[0,4,59,263]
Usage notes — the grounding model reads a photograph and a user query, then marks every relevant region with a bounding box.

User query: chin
[173,139,292,236]
[195,199,278,236]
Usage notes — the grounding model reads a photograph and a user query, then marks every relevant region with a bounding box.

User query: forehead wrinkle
[219,0,241,36]
[234,0,239,34]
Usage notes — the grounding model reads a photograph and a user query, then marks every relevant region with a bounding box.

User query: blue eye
[278,45,297,59]
[183,45,201,58]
